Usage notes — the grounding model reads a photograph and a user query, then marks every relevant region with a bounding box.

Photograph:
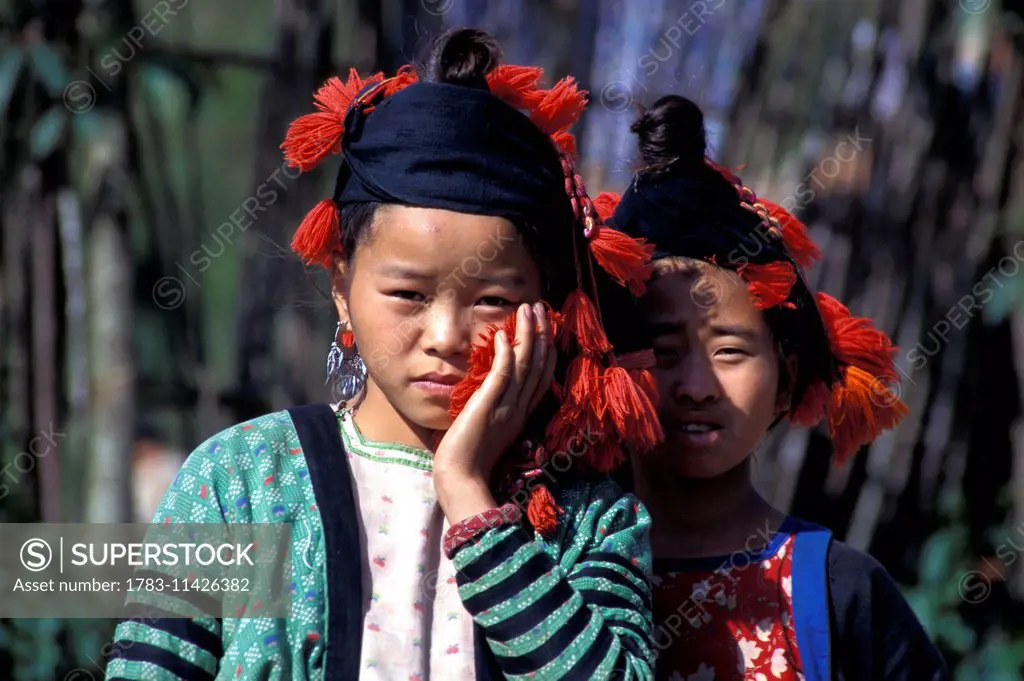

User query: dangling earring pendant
[326,319,367,405]
[326,321,346,381]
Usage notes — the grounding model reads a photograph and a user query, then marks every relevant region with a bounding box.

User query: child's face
[641,259,785,478]
[335,206,542,431]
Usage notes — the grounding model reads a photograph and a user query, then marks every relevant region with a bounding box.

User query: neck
[349,382,439,453]
[631,454,786,560]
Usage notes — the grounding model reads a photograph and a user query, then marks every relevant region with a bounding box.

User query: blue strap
[791,518,833,681]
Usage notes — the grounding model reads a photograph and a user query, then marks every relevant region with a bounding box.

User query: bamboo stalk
[30,184,60,523]
[85,216,135,524]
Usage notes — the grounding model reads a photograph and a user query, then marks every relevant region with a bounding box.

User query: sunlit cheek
[722,360,778,417]
[365,305,424,356]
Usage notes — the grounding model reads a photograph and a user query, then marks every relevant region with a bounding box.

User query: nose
[672,352,721,406]
[419,299,471,360]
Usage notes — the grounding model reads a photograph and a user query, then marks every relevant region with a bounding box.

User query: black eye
[477,296,514,307]
[392,291,427,302]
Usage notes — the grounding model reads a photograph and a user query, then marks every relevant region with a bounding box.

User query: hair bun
[422,27,502,89]
[631,95,707,171]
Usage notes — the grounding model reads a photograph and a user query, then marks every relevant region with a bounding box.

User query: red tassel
[558,290,612,355]
[381,64,419,97]
[281,113,344,172]
[551,130,576,157]
[603,367,664,451]
[449,322,504,421]
[788,379,831,427]
[817,293,898,381]
[592,192,621,222]
[760,199,822,269]
[341,330,355,348]
[486,65,546,110]
[529,77,587,136]
[628,367,659,409]
[827,365,908,465]
[281,70,384,172]
[450,300,565,422]
[588,226,656,297]
[566,355,604,415]
[543,401,589,456]
[291,200,341,268]
[527,484,563,537]
[737,261,797,309]
[587,436,626,474]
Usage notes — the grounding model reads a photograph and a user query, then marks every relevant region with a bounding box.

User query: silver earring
[326,322,344,379]
[327,320,366,404]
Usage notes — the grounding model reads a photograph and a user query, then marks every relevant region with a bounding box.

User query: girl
[598,95,949,681]
[104,29,665,681]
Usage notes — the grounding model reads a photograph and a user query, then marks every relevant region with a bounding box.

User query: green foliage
[27,43,69,98]
[0,45,23,114]
[983,272,1024,326]
[29,105,68,159]
[902,492,1024,679]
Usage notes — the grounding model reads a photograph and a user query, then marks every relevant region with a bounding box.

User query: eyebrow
[378,265,527,288]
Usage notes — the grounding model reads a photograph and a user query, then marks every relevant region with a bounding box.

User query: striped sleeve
[452,480,655,680]
[103,434,235,680]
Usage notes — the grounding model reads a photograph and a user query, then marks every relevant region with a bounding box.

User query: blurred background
[1,0,1023,678]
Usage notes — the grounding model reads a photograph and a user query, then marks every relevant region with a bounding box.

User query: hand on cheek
[432,301,556,524]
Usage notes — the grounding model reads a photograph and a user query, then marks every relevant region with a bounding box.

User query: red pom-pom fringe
[587,437,626,475]
[558,290,613,355]
[381,65,419,98]
[788,293,908,464]
[816,293,899,381]
[603,366,664,451]
[588,226,656,297]
[628,367,659,409]
[760,199,822,269]
[281,70,384,172]
[449,301,563,422]
[737,261,797,309]
[788,379,831,428]
[526,484,563,538]
[529,77,587,138]
[486,65,546,110]
[592,192,621,222]
[827,366,908,465]
[566,355,603,416]
[291,200,341,268]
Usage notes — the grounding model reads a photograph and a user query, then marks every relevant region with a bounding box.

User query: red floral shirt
[652,532,804,681]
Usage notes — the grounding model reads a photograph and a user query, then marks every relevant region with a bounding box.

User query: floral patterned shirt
[652,522,804,681]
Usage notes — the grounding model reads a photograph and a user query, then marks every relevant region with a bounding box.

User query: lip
[671,413,724,448]
[673,413,724,429]
[411,372,464,398]
[414,373,463,386]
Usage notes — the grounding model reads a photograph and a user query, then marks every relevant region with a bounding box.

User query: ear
[331,256,351,323]
[775,352,799,415]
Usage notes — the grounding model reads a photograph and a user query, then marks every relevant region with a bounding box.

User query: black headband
[332,82,571,229]
[612,168,795,267]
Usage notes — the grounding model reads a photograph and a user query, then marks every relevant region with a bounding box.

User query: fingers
[472,329,514,411]
[520,301,552,409]
[511,303,535,396]
[527,337,557,414]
